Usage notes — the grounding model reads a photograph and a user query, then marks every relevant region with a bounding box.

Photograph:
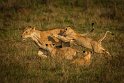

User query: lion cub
[52,26,111,55]
[45,43,77,60]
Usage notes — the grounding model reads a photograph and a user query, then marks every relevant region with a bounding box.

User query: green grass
[0,0,124,83]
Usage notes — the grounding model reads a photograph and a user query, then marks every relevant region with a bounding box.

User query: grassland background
[0,0,124,83]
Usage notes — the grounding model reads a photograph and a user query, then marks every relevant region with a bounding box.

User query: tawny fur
[21,26,65,48]
[45,43,77,60]
[72,51,91,66]
[52,27,111,55]
[21,26,65,57]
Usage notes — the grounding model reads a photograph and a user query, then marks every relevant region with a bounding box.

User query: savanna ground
[0,0,124,83]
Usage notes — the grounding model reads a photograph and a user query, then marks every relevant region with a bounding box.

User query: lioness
[21,26,65,57]
[45,43,77,60]
[72,51,91,66]
[52,26,111,55]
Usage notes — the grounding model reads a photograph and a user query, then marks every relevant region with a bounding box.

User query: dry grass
[0,0,123,83]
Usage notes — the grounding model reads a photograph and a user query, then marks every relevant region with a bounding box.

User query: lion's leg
[91,43,95,54]
[51,34,72,42]
[37,50,47,58]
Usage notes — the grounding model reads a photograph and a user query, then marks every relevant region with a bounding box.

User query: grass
[0,0,124,83]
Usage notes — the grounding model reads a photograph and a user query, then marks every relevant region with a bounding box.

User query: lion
[50,24,94,47]
[52,26,112,55]
[21,26,65,46]
[21,26,65,57]
[44,43,77,60]
[72,51,91,66]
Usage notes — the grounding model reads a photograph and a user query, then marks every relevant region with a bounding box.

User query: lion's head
[21,26,36,40]
[62,26,76,36]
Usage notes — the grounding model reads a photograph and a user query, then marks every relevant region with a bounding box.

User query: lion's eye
[65,28,67,30]
[83,51,85,53]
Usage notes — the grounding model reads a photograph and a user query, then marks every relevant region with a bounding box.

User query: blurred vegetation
[0,0,124,83]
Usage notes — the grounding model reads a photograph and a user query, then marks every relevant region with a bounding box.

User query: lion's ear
[46,44,48,46]
[32,27,35,31]
[83,51,86,53]
[52,43,55,46]
[65,28,67,30]
[29,26,32,28]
